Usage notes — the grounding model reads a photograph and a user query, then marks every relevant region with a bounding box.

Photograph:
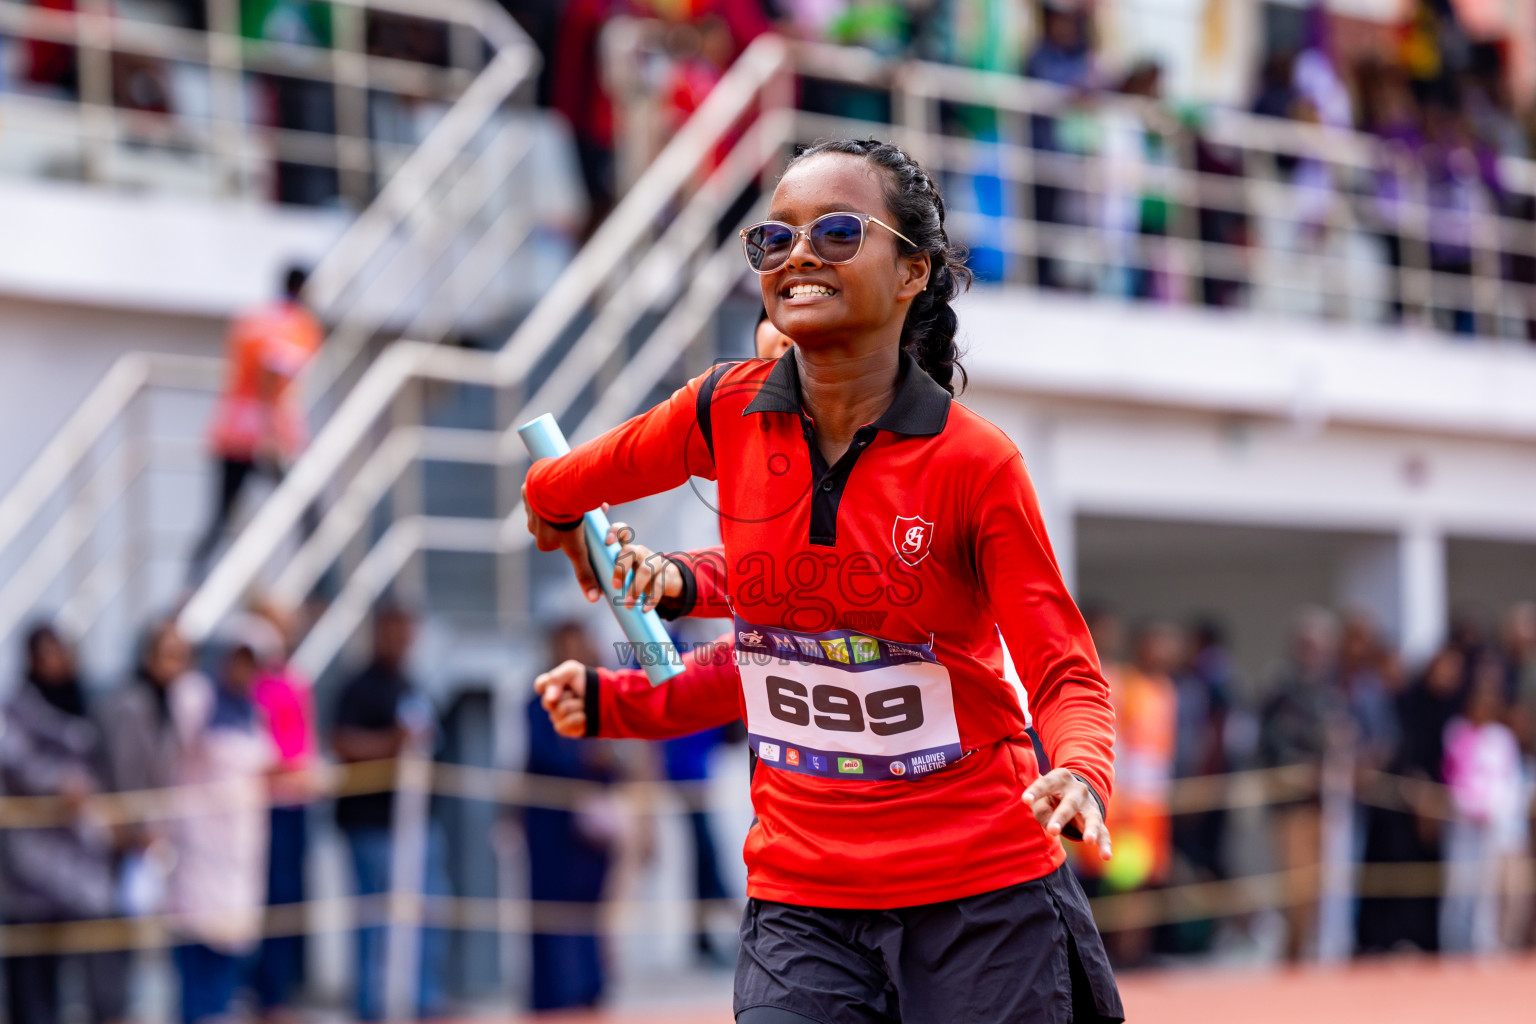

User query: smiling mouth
[786,283,837,299]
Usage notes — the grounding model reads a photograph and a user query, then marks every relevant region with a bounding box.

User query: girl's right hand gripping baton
[518,414,685,685]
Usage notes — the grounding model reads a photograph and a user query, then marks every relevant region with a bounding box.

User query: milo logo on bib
[736,616,963,782]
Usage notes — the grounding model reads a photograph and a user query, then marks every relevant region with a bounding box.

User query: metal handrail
[514,109,789,430]
[301,46,539,314]
[309,122,535,335]
[0,356,217,665]
[0,0,525,54]
[0,1,541,660]
[792,39,1529,181]
[796,41,1536,244]
[488,35,791,384]
[158,33,1536,665]
[213,123,781,677]
[0,357,148,561]
[609,30,1536,347]
[0,355,218,562]
[177,29,1536,660]
[178,33,796,641]
[290,4,542,417]
[888,52,1534,339]
[299,90,540,415]
[0,3,470,98]
[288,251,760,677]
[0,0,538,527]
[287,222,767,679]
[0,0,534,208]
[0,90,420,175]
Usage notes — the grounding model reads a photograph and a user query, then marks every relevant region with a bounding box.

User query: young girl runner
[525,139,1123,1024]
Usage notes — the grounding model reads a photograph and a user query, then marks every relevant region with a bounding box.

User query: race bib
[735,616,962,781]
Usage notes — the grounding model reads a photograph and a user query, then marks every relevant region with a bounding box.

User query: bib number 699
[766,676,924,736]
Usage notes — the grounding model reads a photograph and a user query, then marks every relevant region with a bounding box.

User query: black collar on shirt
[741,349,951,547]
[742,348,951,436]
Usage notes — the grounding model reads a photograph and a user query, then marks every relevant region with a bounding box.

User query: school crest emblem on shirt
[892,515,933,567]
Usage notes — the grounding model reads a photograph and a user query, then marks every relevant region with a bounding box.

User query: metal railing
[0,755,1524,950]
[178,33,799,667]
[0,0,542,674]
[0,354,220,661]
[0,0,525,206]
[294,36,543,420]
[10,31,1534,679]
[608,32,1536,344]
[176,33,1536,679]
[888,54,1536,341]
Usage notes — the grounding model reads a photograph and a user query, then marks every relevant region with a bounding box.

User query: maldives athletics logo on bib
[892,515,933,567]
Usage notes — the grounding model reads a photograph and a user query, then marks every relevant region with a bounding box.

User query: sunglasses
[739,211,917,275]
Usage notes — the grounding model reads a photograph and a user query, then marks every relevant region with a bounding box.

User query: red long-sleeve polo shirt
[526,351,1115,908]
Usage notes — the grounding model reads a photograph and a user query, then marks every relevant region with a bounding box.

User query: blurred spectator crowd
[5,1,1536,337]
[513,0,1536,338]
[0,605,737,1022]
[1,590,1533,1022]
[0,0,464,205]
[1079,597,1536,966]
[0,603,420,1024]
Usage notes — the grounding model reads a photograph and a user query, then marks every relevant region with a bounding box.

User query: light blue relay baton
[518,414,685,685]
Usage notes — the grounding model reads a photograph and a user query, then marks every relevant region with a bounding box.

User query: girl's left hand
[1023,768,1113,861]
[606,522,682,611]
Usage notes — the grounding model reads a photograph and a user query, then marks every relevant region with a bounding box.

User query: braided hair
[787,139,971,394]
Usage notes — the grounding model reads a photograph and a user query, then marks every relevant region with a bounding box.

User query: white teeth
[789,284,835,298]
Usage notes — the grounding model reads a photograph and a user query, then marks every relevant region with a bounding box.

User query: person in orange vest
[1110,621,1180,892]
[1073,613,1178,964]
[1072,606,1127,880]
[188,266,322,584]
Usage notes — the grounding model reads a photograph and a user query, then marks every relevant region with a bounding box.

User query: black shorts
[734,863,1123,1024]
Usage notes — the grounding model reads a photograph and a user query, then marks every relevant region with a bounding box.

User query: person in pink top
[1440,655,1526,953]
[250,603,316,776]
[246,602,318,1021]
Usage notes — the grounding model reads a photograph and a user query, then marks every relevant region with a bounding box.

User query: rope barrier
[0,757,1531,953]
[1164,764,1321,815]
[0,893,756,956]
[1089,857,1536,933]
[0,759,718,829]
[2,858,1531,952]
[1,758,1520,828]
